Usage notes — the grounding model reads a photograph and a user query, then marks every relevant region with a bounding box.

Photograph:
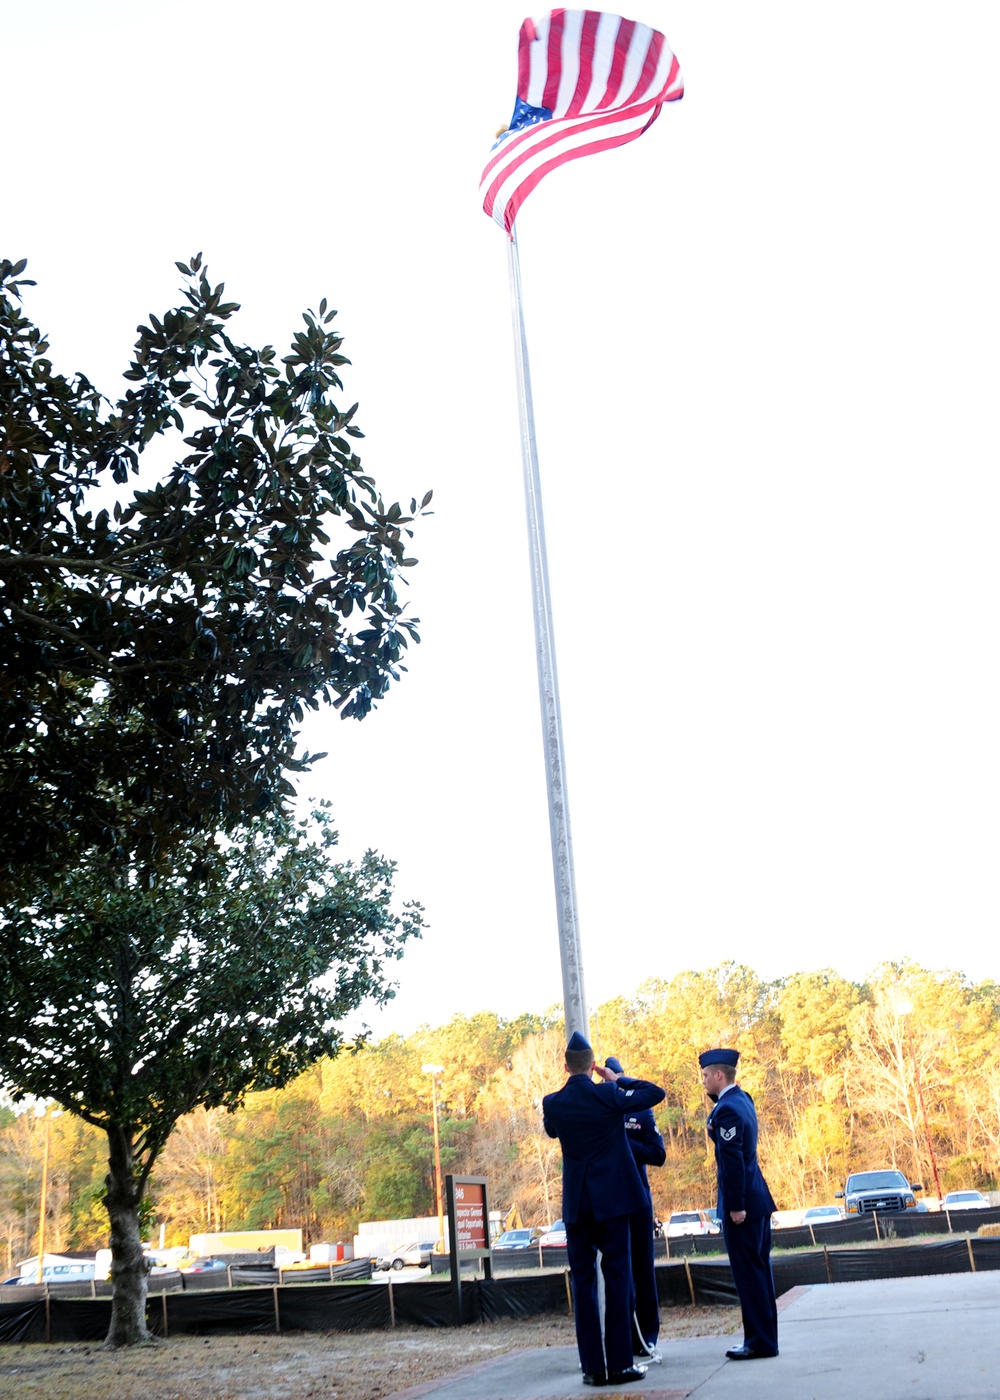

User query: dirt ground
[0,1306,737,1399]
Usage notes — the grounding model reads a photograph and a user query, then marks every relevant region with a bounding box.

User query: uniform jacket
[706,1084,777,1219]
[624,1106,666,1200]
[543,1074,665,1223]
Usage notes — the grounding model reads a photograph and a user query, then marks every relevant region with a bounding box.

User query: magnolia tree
[0,256,431,1344]
[0,810,424,1346]
[0,255,429,885]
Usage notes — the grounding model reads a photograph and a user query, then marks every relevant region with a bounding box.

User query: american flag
[480,9,683,236]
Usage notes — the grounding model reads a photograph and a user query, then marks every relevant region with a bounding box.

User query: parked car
[493,1228,543,1250]
[12,1262,96,1284]
[835,1171,922,1215]
[943,1190,990,1211]
[378,1241,436,1271]
[666,1210,720,1238]
[802,1206,843,1224]
[540,1221,567,1247]
[182,1257,229,1273]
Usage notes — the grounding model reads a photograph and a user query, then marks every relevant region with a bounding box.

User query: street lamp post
[421,1064,446,1250]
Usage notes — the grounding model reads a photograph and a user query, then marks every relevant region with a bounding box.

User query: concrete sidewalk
[389,1271,1000,1400]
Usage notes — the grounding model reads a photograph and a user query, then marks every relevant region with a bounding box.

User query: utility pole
[422,1064,446,1249]
[35,1109,61,1283]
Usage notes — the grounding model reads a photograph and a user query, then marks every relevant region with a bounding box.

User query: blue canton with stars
[506,95,553,137]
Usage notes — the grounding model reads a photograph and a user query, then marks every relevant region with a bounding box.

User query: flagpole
[506,227,589,1043]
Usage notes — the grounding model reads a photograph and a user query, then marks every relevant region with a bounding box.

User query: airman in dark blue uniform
[605,1056,665,1359]
[543,1032,665,1387]
[700,1047,779,1361]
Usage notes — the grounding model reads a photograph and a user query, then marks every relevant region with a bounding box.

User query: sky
[7,1,1000,1040]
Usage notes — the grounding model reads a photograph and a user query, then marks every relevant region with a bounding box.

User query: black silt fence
[153,1286,280,1335]
[772,1205,1000,1251]
[774,1220,872,1250]
[659,1234,728,1258]
[0,1298,45,1344]
[684,1261,739,1306]
[477,1273,571,1321]
[6,1236,1000,1344]
[488,1247,565,1274]
[656,1261,697,1307]
[827,1238,972,1283]
[972,1237,1000,1270]
[487,1237,726,1270]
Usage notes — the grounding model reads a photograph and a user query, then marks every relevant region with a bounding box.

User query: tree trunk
[104,1128,152,1347]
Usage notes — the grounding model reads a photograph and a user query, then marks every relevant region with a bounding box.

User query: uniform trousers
[627,1200,659,1349]
[721,1214,778,1356]
[565,1199,634,1375]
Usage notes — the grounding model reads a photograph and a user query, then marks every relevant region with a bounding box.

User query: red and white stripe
[481,9,683,235]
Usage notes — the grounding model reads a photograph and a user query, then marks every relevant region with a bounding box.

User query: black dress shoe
[582,1372,608,1386]
[725,1345,777,1360]
[606,1364,647,1384]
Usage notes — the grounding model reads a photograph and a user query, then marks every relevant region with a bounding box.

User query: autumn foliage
[4,960,998,1263]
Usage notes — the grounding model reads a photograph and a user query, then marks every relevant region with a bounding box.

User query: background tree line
[4,958,998,1266]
